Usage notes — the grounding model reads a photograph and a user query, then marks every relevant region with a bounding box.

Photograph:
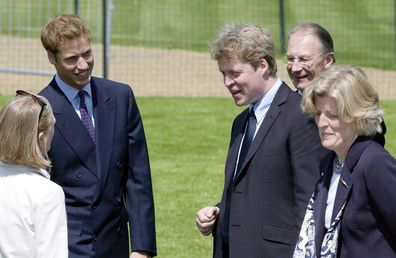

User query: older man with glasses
[286,23,335,94]
[286,23,386,151]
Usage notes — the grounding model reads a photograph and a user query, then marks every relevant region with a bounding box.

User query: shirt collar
[251,78,282,124]
[55,74,92,103]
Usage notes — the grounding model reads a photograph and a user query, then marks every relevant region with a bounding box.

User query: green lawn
[2,0,396,69]
[110,0,396,69]
[0,95,395,257]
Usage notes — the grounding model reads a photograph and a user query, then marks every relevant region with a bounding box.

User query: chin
[235,98,250,107]
[234,101,244,107]
[78,79,91,87]
[232,96,244,106]
[297,84,309,91]
[321,142,335,151]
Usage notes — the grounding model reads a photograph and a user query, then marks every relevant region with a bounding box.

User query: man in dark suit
[39,14,156,258]
[286,22,386,146]
[195,24,324,258]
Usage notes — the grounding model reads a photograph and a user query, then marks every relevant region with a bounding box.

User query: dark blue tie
[235,109,256,177]
[221,109,256,249]
[78,91,95,143]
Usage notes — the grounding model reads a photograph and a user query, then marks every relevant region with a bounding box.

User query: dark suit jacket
[313,137,396,258]
[213,83,324,258]
[39,77,156,258]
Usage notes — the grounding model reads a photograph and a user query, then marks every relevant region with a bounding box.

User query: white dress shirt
[0,161,68,258]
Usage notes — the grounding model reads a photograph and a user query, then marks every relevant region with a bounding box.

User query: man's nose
[77,57,89,70]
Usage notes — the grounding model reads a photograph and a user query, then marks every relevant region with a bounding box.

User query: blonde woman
[0,91,67,258]
[294,65,396,258]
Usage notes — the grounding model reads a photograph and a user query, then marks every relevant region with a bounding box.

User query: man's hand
[195,206,220,236]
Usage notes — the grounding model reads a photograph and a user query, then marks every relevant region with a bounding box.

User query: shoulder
[28,171,64,195]
[359,141,395,166]
[2,167,64,201]
[92,76,135,99]
[233,107,249,125]
[351,140,396,182]
[92,76,131,91]
[277,82,300,102]
[273,83,305,115]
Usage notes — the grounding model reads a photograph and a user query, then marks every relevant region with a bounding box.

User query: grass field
[109,0,395,69]
[100,0,396,70]
[1,0,396,69]
[0,95,395,257]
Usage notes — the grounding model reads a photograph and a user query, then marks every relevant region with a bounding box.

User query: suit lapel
[331,167,353,222]
[49,80,98,177]
[331,137,371,221]
[224,110,248,189]
[234,83,288,183]
[314,154,333,254]
[91,79,115,199]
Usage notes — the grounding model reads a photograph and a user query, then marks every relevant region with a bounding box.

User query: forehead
[58,36,91,54]
[315,95,337,111]
[287,32,322,56]
[218,56,249,70]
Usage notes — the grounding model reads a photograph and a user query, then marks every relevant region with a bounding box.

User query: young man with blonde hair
[196,24,324,258]
[39,14,156,258]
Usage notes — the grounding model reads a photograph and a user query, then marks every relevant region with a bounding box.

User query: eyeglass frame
[284,53,326,68]
[15,90,47,120]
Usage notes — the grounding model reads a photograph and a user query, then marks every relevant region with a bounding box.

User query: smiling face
[314,95,357,160]
[48,35,94,89]
[287,31,333,91]
[218,57,268,106]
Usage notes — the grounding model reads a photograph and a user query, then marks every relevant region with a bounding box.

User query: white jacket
[0,161,68,258]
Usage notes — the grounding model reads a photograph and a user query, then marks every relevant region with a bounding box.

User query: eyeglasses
[285,54,324,68]
[15,90,47,120]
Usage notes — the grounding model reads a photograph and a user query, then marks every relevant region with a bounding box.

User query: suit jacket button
[117,161,122,169]
[75,171,82,178]
[92,234,97,241]
[92,204,97,209]
[116,195,122,203]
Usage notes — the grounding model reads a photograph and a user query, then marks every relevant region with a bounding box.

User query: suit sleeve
[288,108,324,228]
[124,88,157,256]
[365,148,396,239]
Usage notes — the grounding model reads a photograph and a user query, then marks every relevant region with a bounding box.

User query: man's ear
[47,51,57,65]
[258,57,269,74]
[324,52,335,69]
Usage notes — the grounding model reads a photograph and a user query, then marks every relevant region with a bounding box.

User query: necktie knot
[249,108,256,118]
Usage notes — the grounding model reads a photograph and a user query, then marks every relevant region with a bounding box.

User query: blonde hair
[41,14,91,54]
[210,24,277,76]
[0,94,54,169]
[302,65,384,136]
